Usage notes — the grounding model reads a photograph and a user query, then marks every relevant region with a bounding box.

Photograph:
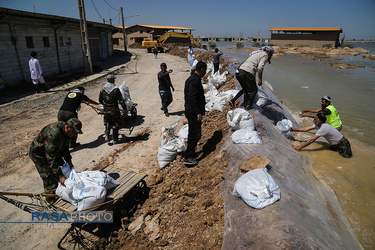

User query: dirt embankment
[228,45,373,69]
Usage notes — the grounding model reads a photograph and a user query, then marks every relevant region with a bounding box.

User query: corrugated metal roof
[127,24,194,31]
[269,27,342,32]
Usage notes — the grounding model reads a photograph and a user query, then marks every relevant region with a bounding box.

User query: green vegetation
[253,42,260,47]
[208,42,217,50]
[344,44,354,48]
[322,43,333,48]
[236,42,244,49]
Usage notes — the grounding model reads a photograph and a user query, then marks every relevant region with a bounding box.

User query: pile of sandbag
[227,108,262,144]
[56,163,120,211]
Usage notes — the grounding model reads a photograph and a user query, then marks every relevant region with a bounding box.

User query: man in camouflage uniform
[29,118,83,196]
[99,74,127,144]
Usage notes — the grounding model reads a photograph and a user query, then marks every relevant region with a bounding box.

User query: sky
[1,0,374,40]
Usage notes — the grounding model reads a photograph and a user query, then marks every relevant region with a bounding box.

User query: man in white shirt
[228,46,274,110]
[290,113,352,158]
[29,51,47,93]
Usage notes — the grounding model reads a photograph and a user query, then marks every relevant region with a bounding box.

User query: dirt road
[0,49,192,249]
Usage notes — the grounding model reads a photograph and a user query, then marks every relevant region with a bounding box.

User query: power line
[103,0,120,11]
[90,0,105,21]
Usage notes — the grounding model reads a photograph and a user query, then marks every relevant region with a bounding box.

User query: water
[205,41,375,249]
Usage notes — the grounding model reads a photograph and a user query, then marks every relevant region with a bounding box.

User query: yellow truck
[142,31,201,53]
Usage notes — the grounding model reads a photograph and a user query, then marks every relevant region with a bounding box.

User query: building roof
[269,27,342,32]
[0,7,114,30]
[127,24,194,31]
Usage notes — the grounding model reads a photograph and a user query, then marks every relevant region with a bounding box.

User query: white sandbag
[231,129,262,144]
[204,82,219,101]
[207,70,227,89]
[276,119,293,138]
[78,171,120,190]
[159,117,181,147]
[222,89,240,99]
[119,81,135,110]
[227,108,255,131]
[157,137,186,168]
[205,95,229,112]
[206,61,214,73]
[56,163,108,211]
[253,88,268,108]
[177,124,189,141]
[233,168,281,209]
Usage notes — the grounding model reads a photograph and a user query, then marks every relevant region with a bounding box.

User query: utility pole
[120,7,127,53]
[78,0,93,74]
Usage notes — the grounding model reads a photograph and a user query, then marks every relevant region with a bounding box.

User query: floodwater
[208,41,375,249]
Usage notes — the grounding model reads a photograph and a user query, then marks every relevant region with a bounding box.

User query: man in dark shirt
[58,86,98,147]
[184,61,207,165]
[158,63,175,117]
[212,48,223,74]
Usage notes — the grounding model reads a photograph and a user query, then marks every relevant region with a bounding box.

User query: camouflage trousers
[29,150,60,194]
[330,137,352,158]
[103,107,121,129]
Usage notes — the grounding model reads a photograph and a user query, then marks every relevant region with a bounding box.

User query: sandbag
[253,88,268,108]
[119,81,135,110]
[177,124,189,141]
[159,117,181,147]
[56,164,109,211]
[205,95,229,112]
[157,137,186,168]
[231,129,262,144]
[233,168,280,209]
[227,108,255,131]
[276,119,293,138]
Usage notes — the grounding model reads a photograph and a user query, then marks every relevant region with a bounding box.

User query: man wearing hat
[99,74,127,144]
[58,86,99,147]
[29,118,83,199]
[290,113,352,158]
[300,95,343,130]
[228,46,274,110]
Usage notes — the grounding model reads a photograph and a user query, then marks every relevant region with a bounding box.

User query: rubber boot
[113,128,121,144]
[105,123,111,143]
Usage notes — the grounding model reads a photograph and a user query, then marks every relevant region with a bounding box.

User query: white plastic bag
[157,137,186,168]
[159,117,181,146]
[276,119,293,138]
[233,168,280,209]
[253,89,268,108]
[227,108,255,131]
[205,95,230,112]
[231,129,262,144]
[119,81,135,110]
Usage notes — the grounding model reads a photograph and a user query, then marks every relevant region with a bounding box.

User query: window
[140,30,143,34]
[43,37,50,47]
[59,37,64,46]
[66,37,72,46]
[26,36,34,48]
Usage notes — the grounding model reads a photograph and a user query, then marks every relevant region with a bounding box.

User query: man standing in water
[300,95,343,130]
[290,113,352,158]
[228,46,274,110]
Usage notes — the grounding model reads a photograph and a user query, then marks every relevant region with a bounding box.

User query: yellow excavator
[142,31,201,53]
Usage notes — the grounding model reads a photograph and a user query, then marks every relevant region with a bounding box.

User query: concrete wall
[0,13,113,88]
[270,31,340,47]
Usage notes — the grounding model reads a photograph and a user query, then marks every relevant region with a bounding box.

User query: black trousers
[230,69,257,109]
[159,92,173,113]
[214,62,219,74]
[185,112,202,158]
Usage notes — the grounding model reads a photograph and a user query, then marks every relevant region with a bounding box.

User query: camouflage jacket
[99,86,126,111]
[29,121,71,178]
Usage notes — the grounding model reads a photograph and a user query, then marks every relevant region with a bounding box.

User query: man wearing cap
[99,74,127,144]
[300,96,342,130]
[29,118,83,199]
[158,63,175,117]
[228,46,274,110]
[290,113,352,158]
[58,86,99,147]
